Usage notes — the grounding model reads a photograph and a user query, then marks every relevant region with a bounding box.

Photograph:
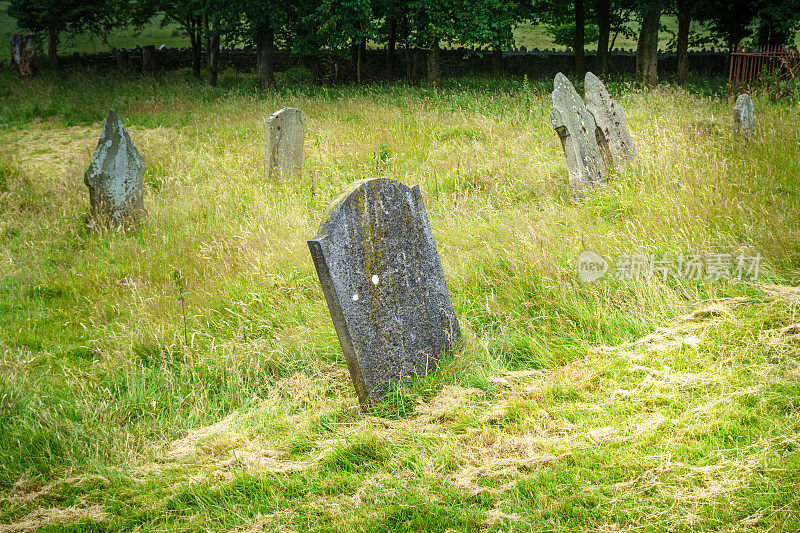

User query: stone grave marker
[308,178,461,410]
[583,71,637,166]
[10,33,39,77]
[84,110,146,227]
[265,107,305,180]
[551,72,606,191]
[733,94,756,135]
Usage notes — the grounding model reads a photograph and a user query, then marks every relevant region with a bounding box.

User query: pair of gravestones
[84,107,308,227]
[550,72,637,192]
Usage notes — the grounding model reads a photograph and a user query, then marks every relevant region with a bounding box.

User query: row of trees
[8,0,800,88]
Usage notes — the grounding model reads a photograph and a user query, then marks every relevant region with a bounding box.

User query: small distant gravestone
[550,72,606,191]
[583,72,637,167]
[733,94,756,135]
[265,108,305,180]
[10,33,39,77]
[116,49,129,69]
[84,110,146,227]
[308,178,462,410]
[142,45,156,73]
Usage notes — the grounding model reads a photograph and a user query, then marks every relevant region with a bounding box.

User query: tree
[8,0,119,68]
[756,0,800,46]
[635,0,662,86]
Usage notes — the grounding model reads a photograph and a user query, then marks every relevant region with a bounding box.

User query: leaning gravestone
[265,108,305,180]
[583,72,637,166]
[10,33,39,77]
[308,178,462,410]
[84,110,146,227]
[733,94,756,135]
[551,72,606,191]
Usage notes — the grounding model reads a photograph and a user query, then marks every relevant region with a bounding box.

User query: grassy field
[1,67,800,531]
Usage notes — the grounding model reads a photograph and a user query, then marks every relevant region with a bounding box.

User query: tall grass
[1,68,799,531]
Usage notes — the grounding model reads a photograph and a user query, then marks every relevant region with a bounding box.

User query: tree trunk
[256,25,275,90]
[636,0,662,86]
[312,54,321,85]
[574,0,585,75]
[357,37,365,85]
[142,45,156,73]
[427,40,442,90]
[47,26,58,69]
[203,16,210,67]
[386,16,397,79]
[676,3,690,84]
[190,28,202,78]
[10,33,39,77]
[597,0,610,75]
[207,25,220,86]
[410,47,422,83]
[492,48,502,76]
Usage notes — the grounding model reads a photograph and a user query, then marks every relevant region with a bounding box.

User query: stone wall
[37,46,729,80]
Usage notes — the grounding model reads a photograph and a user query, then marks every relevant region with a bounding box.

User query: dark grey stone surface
[734,93,756,135]
[584,71,637,166]
[84,109,146,227]
[308,178,461,409]
[550,72,606,191]
[265,107,305,180]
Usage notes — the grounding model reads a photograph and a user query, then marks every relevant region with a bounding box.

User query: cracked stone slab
[308,178,461,409]
[584,71,637,166]
[550,72,606,191]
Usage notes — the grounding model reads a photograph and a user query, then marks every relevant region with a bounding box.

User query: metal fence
[728,45,800,95]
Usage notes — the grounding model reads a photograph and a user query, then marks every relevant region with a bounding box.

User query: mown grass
[1,67,799,531]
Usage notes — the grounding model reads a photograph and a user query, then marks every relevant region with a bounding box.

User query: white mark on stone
[372,275,379,285]
[105,140,112,148]
[352,293,359,301]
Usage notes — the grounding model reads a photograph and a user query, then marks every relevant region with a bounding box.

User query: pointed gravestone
[583,72,637,167]
[84,110,146,227]
[265,107,306,180]
[551,73,606,191]
[308,178,461,410]
[733,94,756,135]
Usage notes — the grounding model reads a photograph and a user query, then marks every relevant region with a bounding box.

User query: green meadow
[1,68,799,531]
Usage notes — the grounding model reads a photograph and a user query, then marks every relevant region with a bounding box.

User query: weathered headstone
[265,108,306,180]
[308,178,461,410]
[142,45,156,73]
[733,93,756,135]
[10,33,39,77]
[551,72,606,191]
[583,71,637,166]
[84,110,146,227]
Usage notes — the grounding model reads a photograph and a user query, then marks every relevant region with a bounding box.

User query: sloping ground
[2,288,798,531]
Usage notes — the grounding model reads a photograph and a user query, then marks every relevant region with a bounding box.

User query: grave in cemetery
[734,93,756,135]
[84,109,146,227]
[265,107,306,180]
[308,178,462,409]
[583,71,637,166]
[551,72,606,191]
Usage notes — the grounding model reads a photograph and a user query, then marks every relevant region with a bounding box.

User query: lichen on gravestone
[583,71,637,167]
[265,107,306,180]
[308,178,462,410]
[550,72,606,192]
[733,94,756,136]
[84,109,146,228]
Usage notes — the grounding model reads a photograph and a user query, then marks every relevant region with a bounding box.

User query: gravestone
[265,108,306,180]
[142,45,156,73]
[308,178,461,410]
[551,72,606,191]
[733,94,756,135]
[10,33,39,77]
[583,72,637,166]
[84,110,146,227]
